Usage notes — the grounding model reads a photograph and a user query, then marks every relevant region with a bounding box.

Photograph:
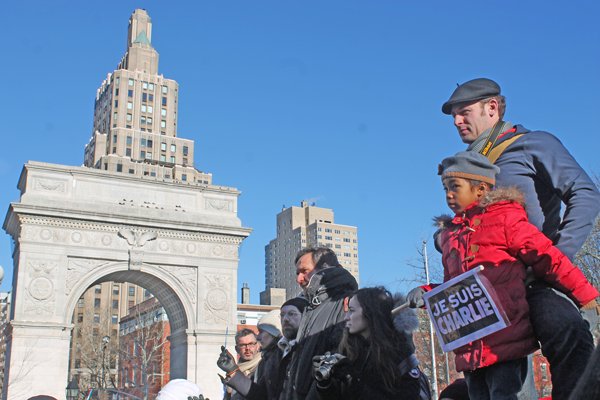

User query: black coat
[287,267,358,400]
[244,344,294,400]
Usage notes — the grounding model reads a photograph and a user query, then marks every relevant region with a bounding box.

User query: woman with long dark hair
[312,286,424,400]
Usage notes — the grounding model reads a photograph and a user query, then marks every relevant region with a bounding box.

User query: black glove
[407,287,426,308]
[217,345,238,374]
[188,396,209,400]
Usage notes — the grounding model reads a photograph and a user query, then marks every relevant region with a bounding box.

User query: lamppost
[101,335,111,389]
[66,379,79,400]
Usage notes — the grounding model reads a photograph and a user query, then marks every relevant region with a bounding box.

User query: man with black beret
[441,78,600,400]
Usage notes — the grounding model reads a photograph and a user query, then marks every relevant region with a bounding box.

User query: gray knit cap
[438,151,500,185]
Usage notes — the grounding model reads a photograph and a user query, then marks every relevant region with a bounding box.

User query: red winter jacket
[433,187,598,372]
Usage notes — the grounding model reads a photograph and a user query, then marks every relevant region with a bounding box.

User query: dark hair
[235,328,257,345]
[338,287,413,395]
[466,179,493,191]
[294,246,340,270]
[480,95,506,119]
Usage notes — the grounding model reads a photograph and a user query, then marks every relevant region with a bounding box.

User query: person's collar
[466,121,513,153]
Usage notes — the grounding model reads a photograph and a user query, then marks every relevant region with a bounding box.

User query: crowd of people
[211,78,600,400]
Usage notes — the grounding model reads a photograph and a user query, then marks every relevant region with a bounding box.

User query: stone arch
[63,261,196,334]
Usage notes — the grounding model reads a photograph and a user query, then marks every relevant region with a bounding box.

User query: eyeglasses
[280,312,301,319]
[236,342,257,349]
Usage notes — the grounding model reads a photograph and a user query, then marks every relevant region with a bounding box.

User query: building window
[344,252,351,257]
[161,120,166,128]
[116,164,122,172]
[129,287,135,296]
[115,88,119,95]
[95,284,102,294]
[162,86,168,94]
[112,314,118,324]
[161,108,167,117]
[146,152,151,159]
[335,237,341,242]
[165,174,170,179]
[113,300,119,309]
[127,101,133,110]
[145,289,151,297]
[160,155,166,162]
[344,260,351,265]
[128,78,134,86]
[353,239,357,243]
[116,77,120,84]
[344,238,351,243]
[335,244,341,249]
[114,100,118,107]
[113,112,118,120]
[162,97,167,106]
[171,144,176,152]
[147,139,153,148]
[78,299,84,308]
[182,157,188,164]
[128,90,133,97]
[148,105,153,114]
[149,83,154,91]
[93,313,100,323]
[141,116,146,124]
[94,298,101,308]
[182,174,187,181]
[183,146,188,155]
[126,136,132,145]
[161,143,167,151]
[149,94,153,102]
[142,93,147,102]
[354,254,358,258]
[140,151,145,159]
[142,81,148,90]
[77,313,83,323]
[141,104,147,113]
[126,148,131,157]
[141,139,146,147]
[325,236,332,240]
[170,156,175,163]
[147,117,152,125]
[113,134,118,143]
[335,230,341,234]
[126,113,132,122]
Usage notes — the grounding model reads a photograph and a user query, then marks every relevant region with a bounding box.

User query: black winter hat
[282,297,309,314]
[442,78,501,115]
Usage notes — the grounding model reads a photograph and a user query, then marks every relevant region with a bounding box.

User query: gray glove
[217,345,238,374]
[407,287,426,308]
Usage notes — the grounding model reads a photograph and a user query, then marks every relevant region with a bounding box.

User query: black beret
[442,78,501,115]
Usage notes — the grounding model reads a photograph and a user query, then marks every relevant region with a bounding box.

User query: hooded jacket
[288,267,358,400]
[491,125,600,260]
[433,187,599,371]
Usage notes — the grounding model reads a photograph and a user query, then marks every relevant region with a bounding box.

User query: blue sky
[1,1,599,302]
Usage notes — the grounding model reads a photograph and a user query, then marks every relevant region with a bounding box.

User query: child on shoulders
[408,151,598,400]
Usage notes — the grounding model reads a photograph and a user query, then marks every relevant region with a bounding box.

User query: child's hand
[407,287,426,308]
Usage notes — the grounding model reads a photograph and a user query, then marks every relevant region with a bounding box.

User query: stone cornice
[18,214,247,244]
[9,204,252,239]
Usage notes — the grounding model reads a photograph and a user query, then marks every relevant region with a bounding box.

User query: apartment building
[265,201,359,299]
[83,9,212,184]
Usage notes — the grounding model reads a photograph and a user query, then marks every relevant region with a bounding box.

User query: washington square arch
[3,162,251,399]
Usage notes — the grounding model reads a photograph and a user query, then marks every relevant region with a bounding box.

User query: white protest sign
[422,266,510,353]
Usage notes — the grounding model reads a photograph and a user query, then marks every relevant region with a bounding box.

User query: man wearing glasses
[218,298,309,400]
[222,329,261,400]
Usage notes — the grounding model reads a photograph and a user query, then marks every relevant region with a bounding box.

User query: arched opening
[65,265,194,400]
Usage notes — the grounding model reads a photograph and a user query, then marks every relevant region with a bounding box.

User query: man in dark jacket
[217,297,309,400]
[441,78,600,400]
[287,246,358,400]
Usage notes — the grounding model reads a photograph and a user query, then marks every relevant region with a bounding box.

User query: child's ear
[475,183,488,197]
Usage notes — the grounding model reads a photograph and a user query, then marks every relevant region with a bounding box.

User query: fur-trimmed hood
[433,186,525,229]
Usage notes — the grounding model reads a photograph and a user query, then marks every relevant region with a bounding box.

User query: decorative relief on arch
[32,178,67,193]
[158,265,197,304]
[204,274,230,324]
[24,261,57,315]
[205,199,233,212]
[66,258,110,295]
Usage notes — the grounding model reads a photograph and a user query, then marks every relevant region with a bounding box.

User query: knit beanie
[438,151,500,186]
[281,297,309,314]
[156,379,202,400]
[257,309,282,338]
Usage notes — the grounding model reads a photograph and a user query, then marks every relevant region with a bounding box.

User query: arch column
[2,321,73,400]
